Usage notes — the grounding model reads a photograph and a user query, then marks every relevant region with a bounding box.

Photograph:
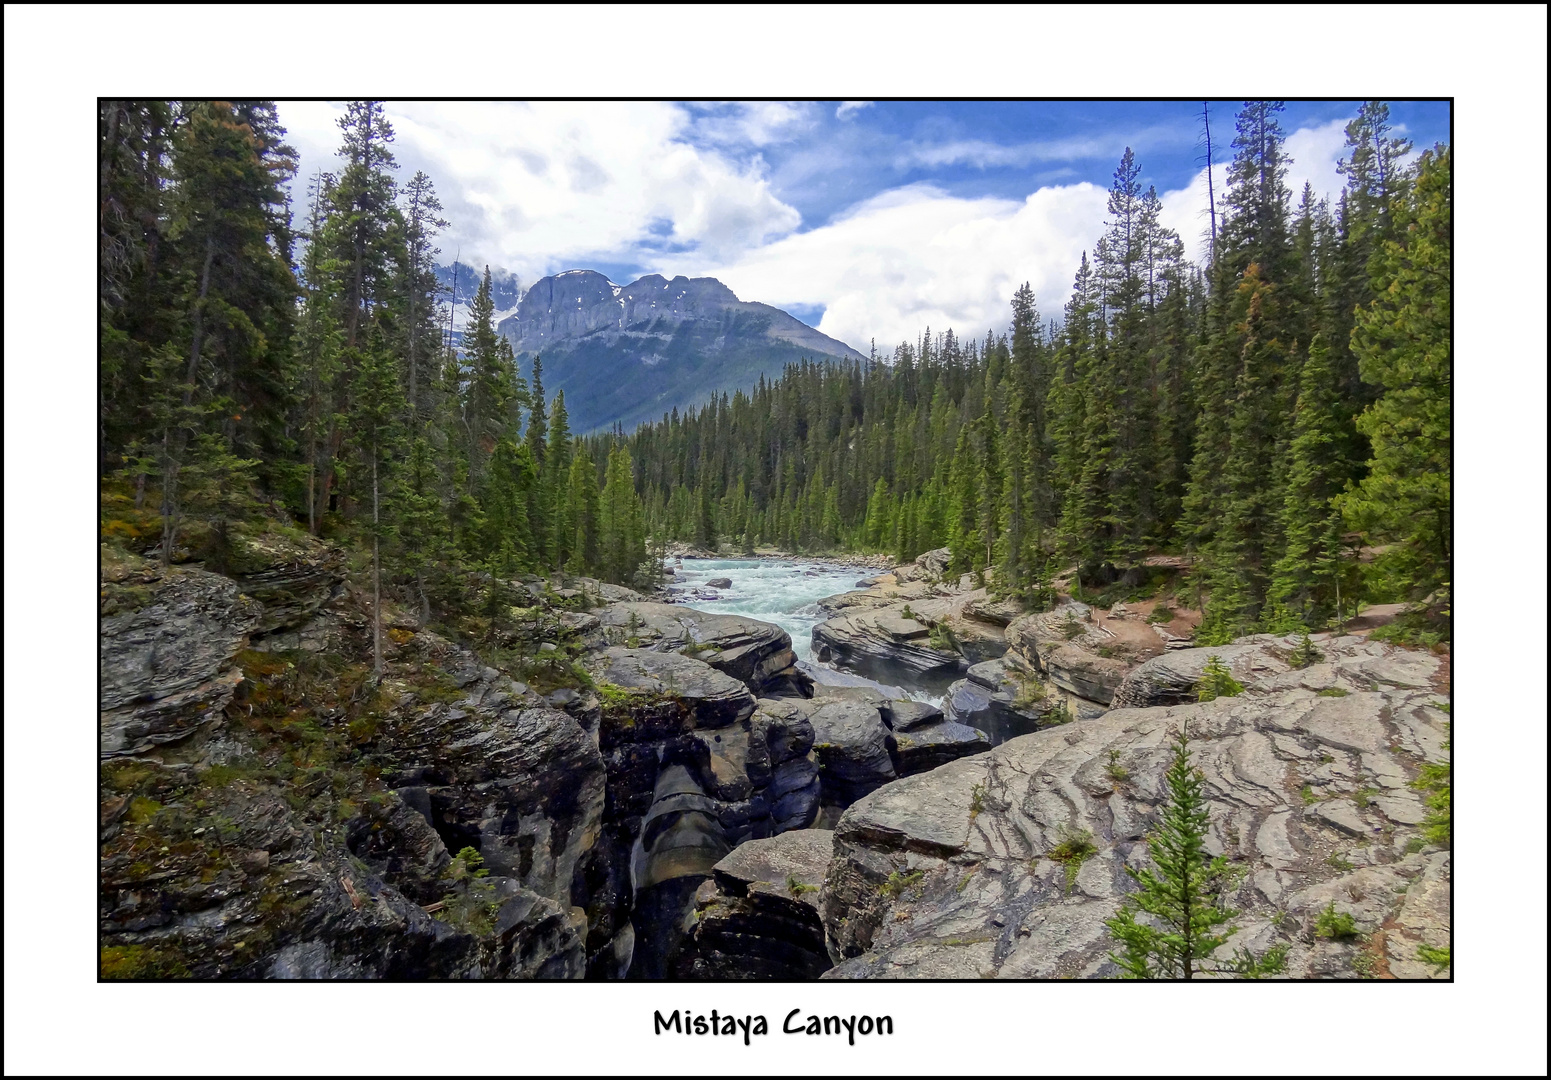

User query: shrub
[1104,749,1129,783]
[1314,901,1360,940]
[1047,828,1098,894]
[1196,656,1244,701]
[1289,631,1322,669]
[878,869,924,900]
[1411,725,1450,847]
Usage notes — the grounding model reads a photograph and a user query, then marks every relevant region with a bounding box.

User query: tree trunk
[1203,102,1218,268]
[372,453,383,683]
[184,236,216,404]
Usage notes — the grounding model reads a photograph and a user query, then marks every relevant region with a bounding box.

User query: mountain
[497,270,868,433]
[436,263,523,349]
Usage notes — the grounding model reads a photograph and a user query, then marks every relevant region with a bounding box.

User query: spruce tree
[1105,724,1287,979]
[396,432,443,628]
[543,390,573,570]
[1339,146,1451,615]
[1267,333,1347,625]
[565,447,602,575]
[348,326,407,682]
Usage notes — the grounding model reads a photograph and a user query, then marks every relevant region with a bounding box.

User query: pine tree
[396,432,443,628]
[1339,146,1451,615]
[1105,724,1287,979]
[400,170,448,416]
[600,445,647,586]
[565,446,602,574]
[348,326,407,682]
[1267,333,1347,625]
[543,390,573,570]
[462,267,520,487]
[480,437,535,574]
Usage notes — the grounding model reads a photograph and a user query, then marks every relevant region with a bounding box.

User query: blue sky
[279,99,1451,350]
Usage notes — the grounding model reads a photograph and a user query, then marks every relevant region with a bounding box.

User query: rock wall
[819,634,1450,979]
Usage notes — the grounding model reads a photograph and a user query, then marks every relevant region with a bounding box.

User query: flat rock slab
[713,829,834,909]
[588,647,756,728]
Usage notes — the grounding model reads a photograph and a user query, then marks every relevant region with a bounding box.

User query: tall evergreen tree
[1338,146,1452,612]
[1267,333,1348,625]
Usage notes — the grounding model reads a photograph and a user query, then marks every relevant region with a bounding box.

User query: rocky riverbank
[100,529,1449,981]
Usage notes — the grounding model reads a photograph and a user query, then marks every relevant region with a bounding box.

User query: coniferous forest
[612,102,1451,645]
[100,99,1450,645]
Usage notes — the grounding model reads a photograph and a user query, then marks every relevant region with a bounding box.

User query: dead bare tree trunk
[1202,101,1218,268]
[372,453,383,683]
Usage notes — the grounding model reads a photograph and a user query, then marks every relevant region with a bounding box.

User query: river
[667,557,945,705]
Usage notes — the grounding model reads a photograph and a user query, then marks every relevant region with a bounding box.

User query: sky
[276,99,1451,354]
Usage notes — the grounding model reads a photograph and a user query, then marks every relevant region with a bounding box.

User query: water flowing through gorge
[666,557,946,706]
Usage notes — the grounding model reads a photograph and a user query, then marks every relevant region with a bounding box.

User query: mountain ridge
[496,269,866,433]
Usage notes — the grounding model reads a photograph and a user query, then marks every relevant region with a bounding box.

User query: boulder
[705,577,733,589]
[1109,632,1441,710]
[676,830,835,979]
[1005,603,1132,706]
[818,637,1450,980]
[944,657,1059,744]
[100,566,263,756]
[812,607,963,682]
[810,701,897,805]
[587,647,757,729]
[222,527,345,636]
[596,602,812,697]
[888,720,991,774]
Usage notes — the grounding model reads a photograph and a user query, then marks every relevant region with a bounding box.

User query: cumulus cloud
[676,118,1366,352]
[277,104,1366,357]
[279,101,803,280]
[678,182,1108,352]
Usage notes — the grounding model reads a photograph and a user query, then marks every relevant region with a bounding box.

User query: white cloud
[682,117,1369,353]
[836,100,873,120]
[1284,117,1351,209]
[279,101,803,279]
[687,101,818,148]
[676,182,1109,352]
[278,105,1372,358]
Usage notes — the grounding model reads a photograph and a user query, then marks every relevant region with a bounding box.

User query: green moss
[100,944,190,979]
[126,797,164,825]
[1416,944,1450,973]
[1325,852,1355,873]
[1300,785,1319,806]
[1317,687,1350,698]
[100,581,158,616]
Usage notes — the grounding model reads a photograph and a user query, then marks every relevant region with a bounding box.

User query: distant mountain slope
[497,270,867,433]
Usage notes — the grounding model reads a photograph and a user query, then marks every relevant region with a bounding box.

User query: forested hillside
[98,99,1450,650]
[100,99,657,631]
[607,102,1451,645]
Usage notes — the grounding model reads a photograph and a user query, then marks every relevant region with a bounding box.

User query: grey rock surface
[596,602,811,697]
[819,636,1450,980]
[676,830,835,979]
[100,566,263,756]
